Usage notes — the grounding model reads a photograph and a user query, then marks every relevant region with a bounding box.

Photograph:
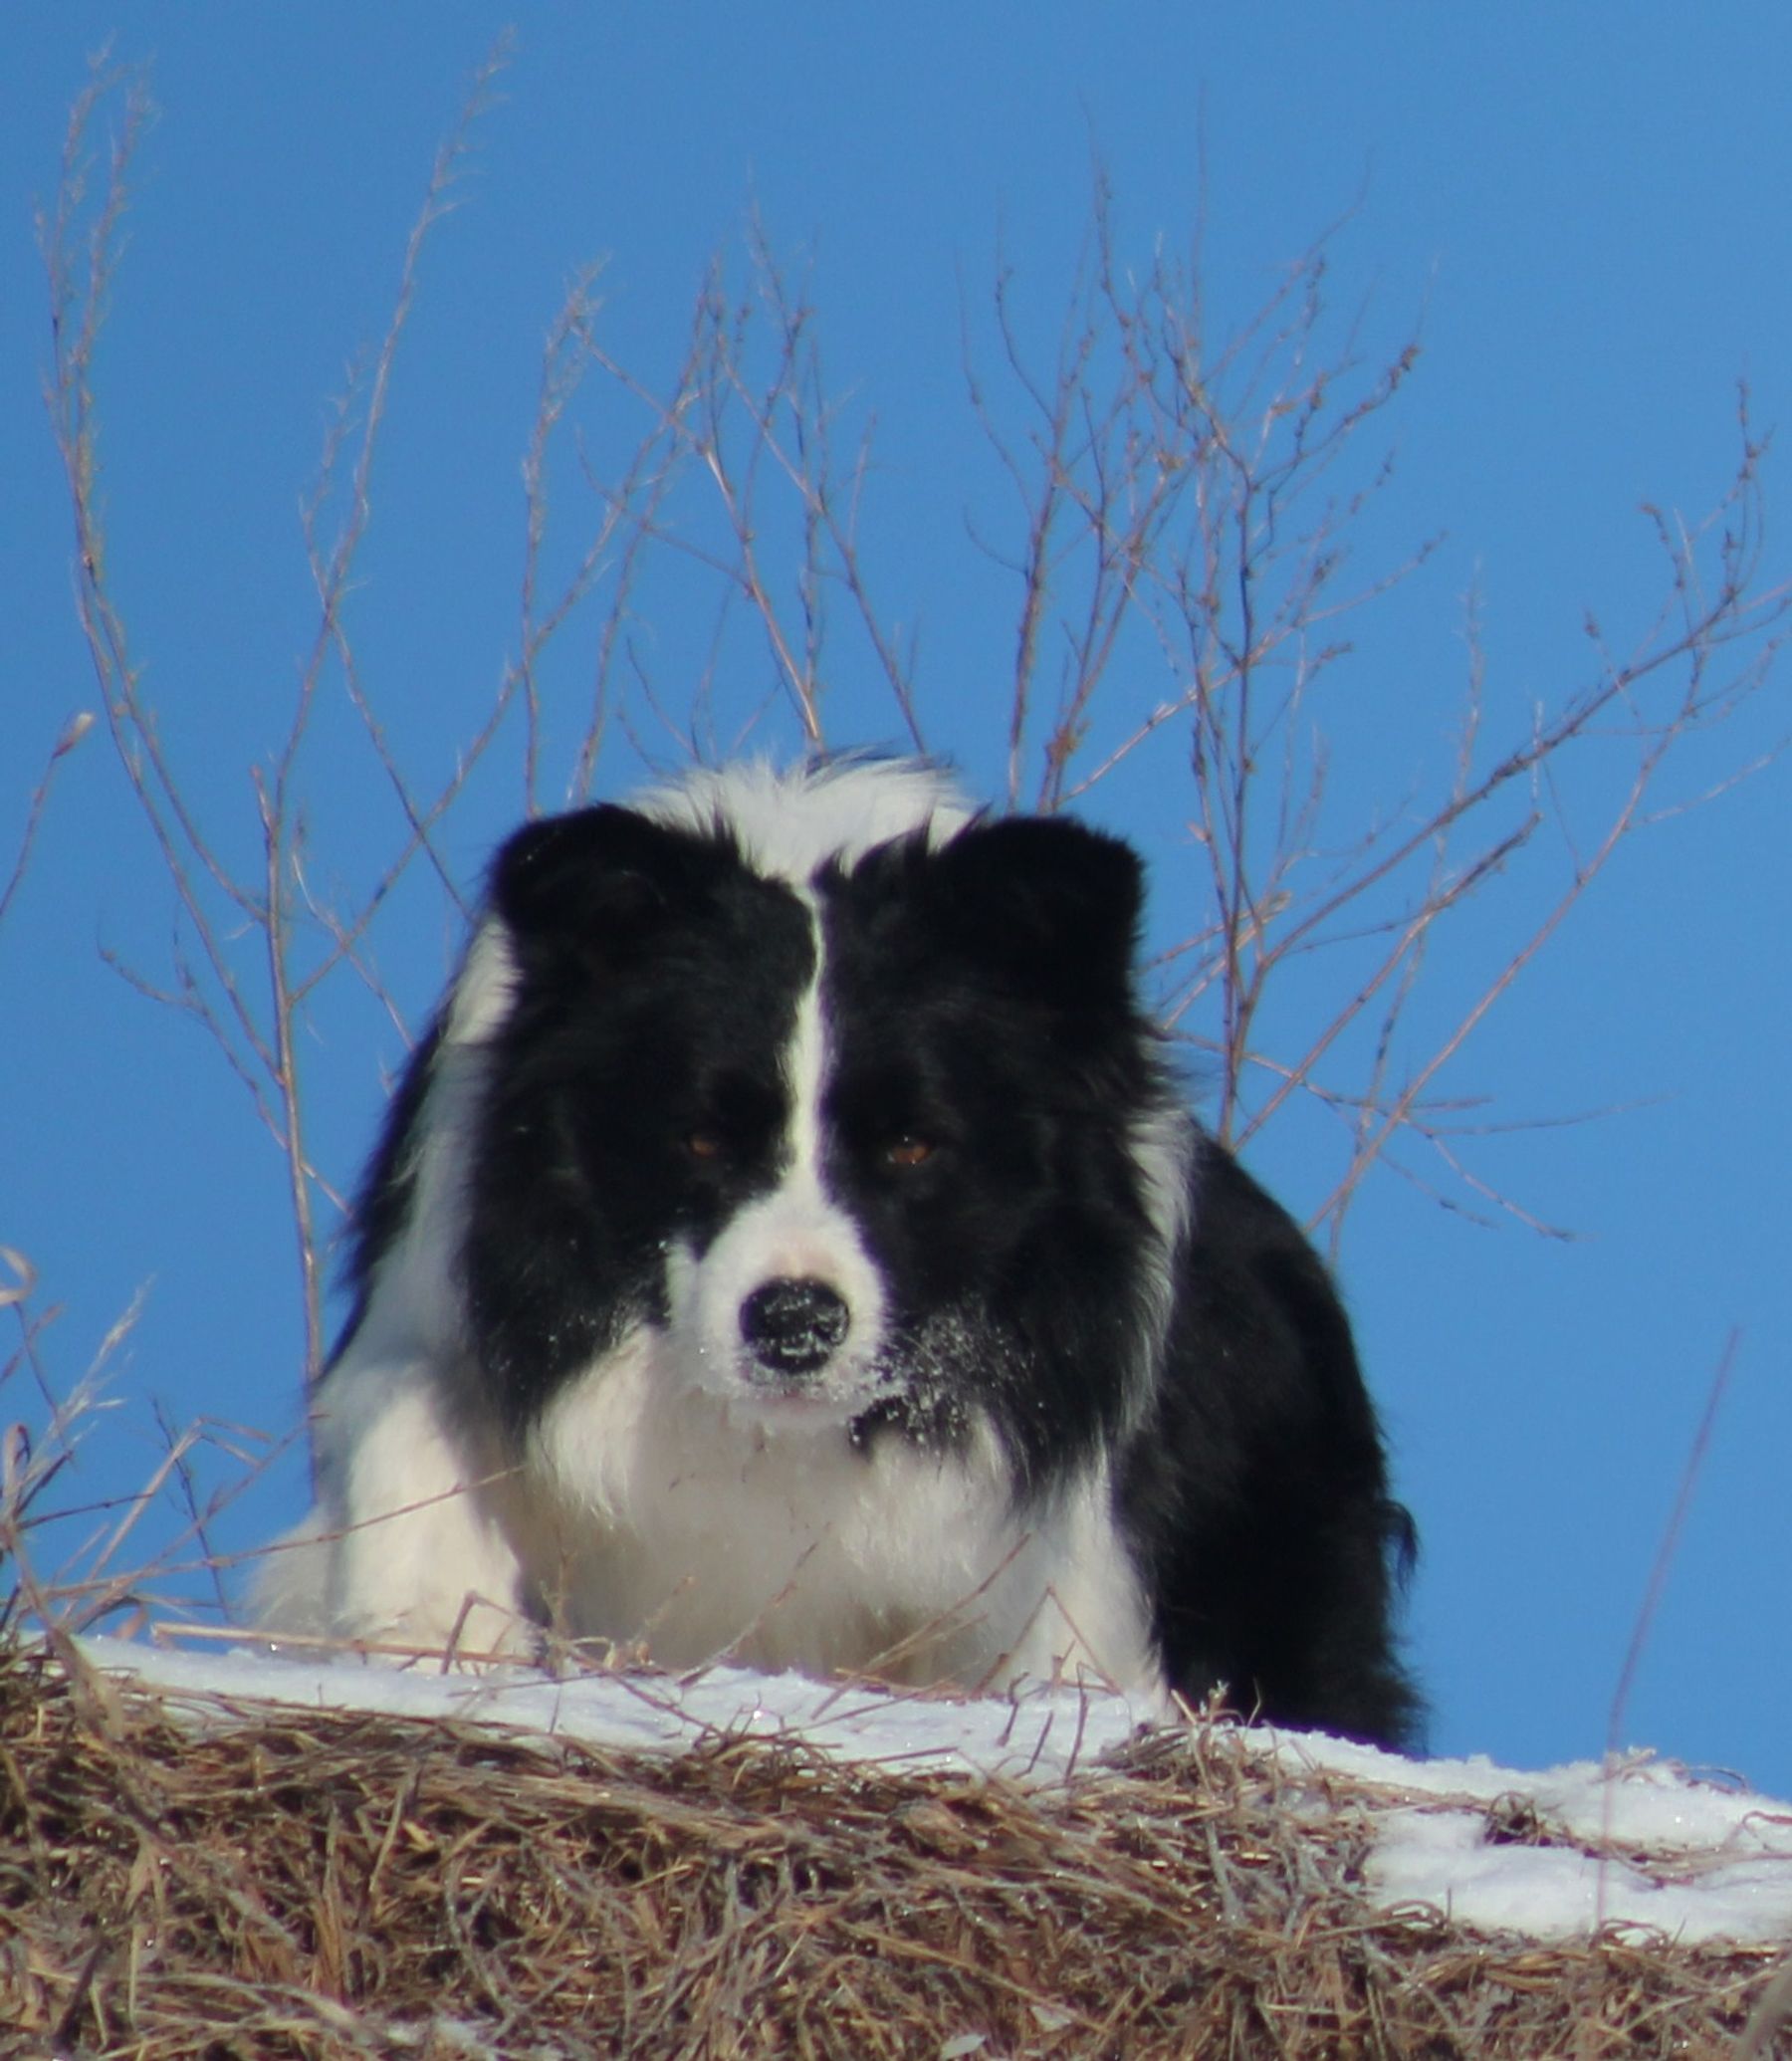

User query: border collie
[257,760,1419,1748]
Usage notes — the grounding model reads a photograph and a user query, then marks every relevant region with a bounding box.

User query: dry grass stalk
[1,1636,1785,2061]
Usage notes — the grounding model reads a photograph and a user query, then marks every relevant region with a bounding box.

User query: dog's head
[449,768,1170,1454]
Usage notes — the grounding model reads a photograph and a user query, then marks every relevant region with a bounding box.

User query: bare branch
[0,710,94,934]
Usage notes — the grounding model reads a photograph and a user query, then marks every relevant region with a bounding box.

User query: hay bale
[0,1635,1784,2059]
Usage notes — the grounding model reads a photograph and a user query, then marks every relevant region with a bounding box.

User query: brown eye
[686,1130,724,1161]
[885,1136,934,1169]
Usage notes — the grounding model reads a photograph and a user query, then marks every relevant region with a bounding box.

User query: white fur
[257,935,519,1656]
[523,1345,1157,1692]
[256,1365,528,1660]
[1121,1100,1197,1437]
[635,758,974,881]
[442,921,520,1046]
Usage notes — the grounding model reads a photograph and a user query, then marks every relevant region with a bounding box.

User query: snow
[1277,1730,1792,1941]
[76,1633,1792,1947]
[73,1633,1145,1778]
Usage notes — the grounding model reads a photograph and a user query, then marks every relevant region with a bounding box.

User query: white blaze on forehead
[784,885,829,1186]
[662,879,890,1405]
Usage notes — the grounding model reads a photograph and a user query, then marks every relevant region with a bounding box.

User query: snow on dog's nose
[740,1276,851,1379]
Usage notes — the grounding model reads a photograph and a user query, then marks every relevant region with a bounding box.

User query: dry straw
[2,1634,1786,2060]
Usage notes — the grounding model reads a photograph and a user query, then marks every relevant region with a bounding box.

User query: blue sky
[4,5,1789,1793]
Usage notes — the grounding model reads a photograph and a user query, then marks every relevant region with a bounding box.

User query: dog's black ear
[490,806,734,958]
[932,815,1145,1007]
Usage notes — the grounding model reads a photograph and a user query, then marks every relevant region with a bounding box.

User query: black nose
[739,1277,850,1378]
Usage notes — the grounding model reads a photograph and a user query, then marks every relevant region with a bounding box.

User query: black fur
[1126,1140,1421,1745]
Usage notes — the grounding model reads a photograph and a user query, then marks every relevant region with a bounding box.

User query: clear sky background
[4,6,1789,1793]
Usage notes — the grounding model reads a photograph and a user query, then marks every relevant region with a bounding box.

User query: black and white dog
[258,760,1419,1748]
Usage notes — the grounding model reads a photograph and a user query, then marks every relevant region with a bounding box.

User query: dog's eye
[685,1130,725,1161]
[884,1135,934,1169]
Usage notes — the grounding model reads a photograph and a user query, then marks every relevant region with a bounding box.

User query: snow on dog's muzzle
[739,1276,850,1381]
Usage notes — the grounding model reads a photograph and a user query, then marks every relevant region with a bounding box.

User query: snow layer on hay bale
[2,1633,1789,2061]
